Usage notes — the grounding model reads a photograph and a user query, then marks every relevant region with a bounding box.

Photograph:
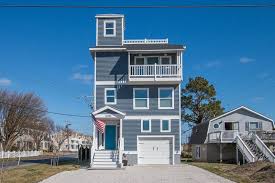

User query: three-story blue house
[89,14,185,168]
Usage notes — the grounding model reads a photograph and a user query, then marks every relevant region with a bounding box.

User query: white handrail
[253,133,275,163]
[236,135,255,163]
[123,38,168,44]
[130,64,181,78]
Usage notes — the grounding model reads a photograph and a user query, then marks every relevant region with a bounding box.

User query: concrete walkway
[40,164,234,183]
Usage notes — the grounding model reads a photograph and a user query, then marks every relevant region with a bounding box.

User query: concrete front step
[92,164,119,168]
[94,158,118,162]
[95,150,118,154]
[94,161,118,165]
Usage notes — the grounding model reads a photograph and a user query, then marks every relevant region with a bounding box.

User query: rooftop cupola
[95,14,125,46]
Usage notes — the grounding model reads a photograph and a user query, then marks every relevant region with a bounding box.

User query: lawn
[187,161,275,183]
[0,162,79,183]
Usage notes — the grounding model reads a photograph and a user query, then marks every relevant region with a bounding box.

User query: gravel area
[40,164,234,183]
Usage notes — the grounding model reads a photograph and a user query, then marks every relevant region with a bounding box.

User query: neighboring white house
[190,106,275,164]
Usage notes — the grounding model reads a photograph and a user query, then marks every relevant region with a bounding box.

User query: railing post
[154,63,157,80]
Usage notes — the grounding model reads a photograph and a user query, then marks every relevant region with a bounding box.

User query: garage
[137,136,174,165]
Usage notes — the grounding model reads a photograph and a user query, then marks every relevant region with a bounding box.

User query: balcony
[208,130,240,143]
[129,64,181,83]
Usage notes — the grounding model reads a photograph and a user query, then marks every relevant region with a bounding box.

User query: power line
[0,3,275,9]
[0,100,91,118]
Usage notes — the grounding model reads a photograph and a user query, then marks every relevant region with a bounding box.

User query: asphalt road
[0,153,78,170]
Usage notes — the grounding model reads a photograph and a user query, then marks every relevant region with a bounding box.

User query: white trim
[104,88,117,105]
[96,14,124,18]
[124,115,180,120]
[141,119,151,133]
[123,39,168,44]
[133,88,149,109]
[94,52,97,110]
[103,20,116,37]
[89,48,127,51]
[158,87,174,109]
[178,84,181,152]
[137,135,175,165]
[121,16,124,45]
[96,18,98,46]
[160,119,171,132]
[92,106,126,116]
[95,81,181,85]
[128,49,184,52]
[210,106,274,123]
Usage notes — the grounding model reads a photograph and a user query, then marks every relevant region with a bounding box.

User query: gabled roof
[93,106,126,116]
[210,106,274,123]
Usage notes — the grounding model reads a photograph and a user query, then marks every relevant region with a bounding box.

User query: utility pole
[65,122,71,151]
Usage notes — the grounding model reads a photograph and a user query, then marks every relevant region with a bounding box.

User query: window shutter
[259,122,263,130]
[245,122,249,131]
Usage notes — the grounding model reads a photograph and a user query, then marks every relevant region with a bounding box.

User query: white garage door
[138,138,172,165]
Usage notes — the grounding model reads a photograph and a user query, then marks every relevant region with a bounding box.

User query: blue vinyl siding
[96,85,179,116]
[122,119,180,151]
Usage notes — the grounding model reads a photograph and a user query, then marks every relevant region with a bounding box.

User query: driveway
[40,164,234,183]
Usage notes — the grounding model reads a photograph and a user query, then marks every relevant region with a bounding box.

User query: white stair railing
[252,133,275,163]
[236,135,256,163]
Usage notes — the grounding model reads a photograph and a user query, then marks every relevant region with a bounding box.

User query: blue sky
[1,1,275,138]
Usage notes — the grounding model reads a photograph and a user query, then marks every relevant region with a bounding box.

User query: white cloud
[0,78,11,86]
[251,96,264,103]
[73,64,89,70]
[72,73,93,84]
[240,57,255,64]
[257,72,270,80]
[193,60,222,70]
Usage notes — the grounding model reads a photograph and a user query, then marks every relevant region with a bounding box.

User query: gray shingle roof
[189,122,209,144]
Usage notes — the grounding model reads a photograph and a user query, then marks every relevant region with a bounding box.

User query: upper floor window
[249,122,262,130]
[160,56,172,65]
[105,88,117,104]
[133,88,149,109]
[104,20,116,37]
[141,119,151,132]
[160,119,171,132]
[158,87,174,109]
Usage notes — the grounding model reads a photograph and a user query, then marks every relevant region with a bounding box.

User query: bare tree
[30,117,54,150]
[0,90,47,151]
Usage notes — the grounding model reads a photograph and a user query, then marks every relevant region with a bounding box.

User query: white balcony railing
[208,130,239,143]
[123,38,168,44]
[129,64,181,81]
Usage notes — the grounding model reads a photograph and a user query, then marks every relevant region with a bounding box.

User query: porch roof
[92,106,126,119]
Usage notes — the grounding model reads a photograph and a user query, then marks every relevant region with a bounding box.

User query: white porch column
[119,119,122,140]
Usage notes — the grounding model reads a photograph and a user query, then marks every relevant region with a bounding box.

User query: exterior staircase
[236,133,275,163]
[91,150,120,169]
[243,139,268,161]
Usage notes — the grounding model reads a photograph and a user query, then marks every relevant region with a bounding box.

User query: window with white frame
[104,20,116,37]
[160,119,171,132]
[105,88,117,104]
[249,122,262,130]
[195,146,201,159]
[160,56,172,65]
[141,119,151,132]
[158,88,174,109]
[133,88,149,109]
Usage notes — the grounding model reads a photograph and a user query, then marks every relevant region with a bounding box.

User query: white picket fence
[0,150,42,159]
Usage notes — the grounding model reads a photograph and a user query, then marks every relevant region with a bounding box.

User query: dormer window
[104,20,116,37]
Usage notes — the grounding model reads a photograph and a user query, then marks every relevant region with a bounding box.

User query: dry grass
[188,161,275,183]
[0,163,79,183]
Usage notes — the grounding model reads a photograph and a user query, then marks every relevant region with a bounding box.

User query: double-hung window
[141,119,151,132]
[160,119,171,132]
[133,88,149,109]
[104,20,116,37]
[105,88,117,104]
[158,87,174,109]
[249,122,262,130]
